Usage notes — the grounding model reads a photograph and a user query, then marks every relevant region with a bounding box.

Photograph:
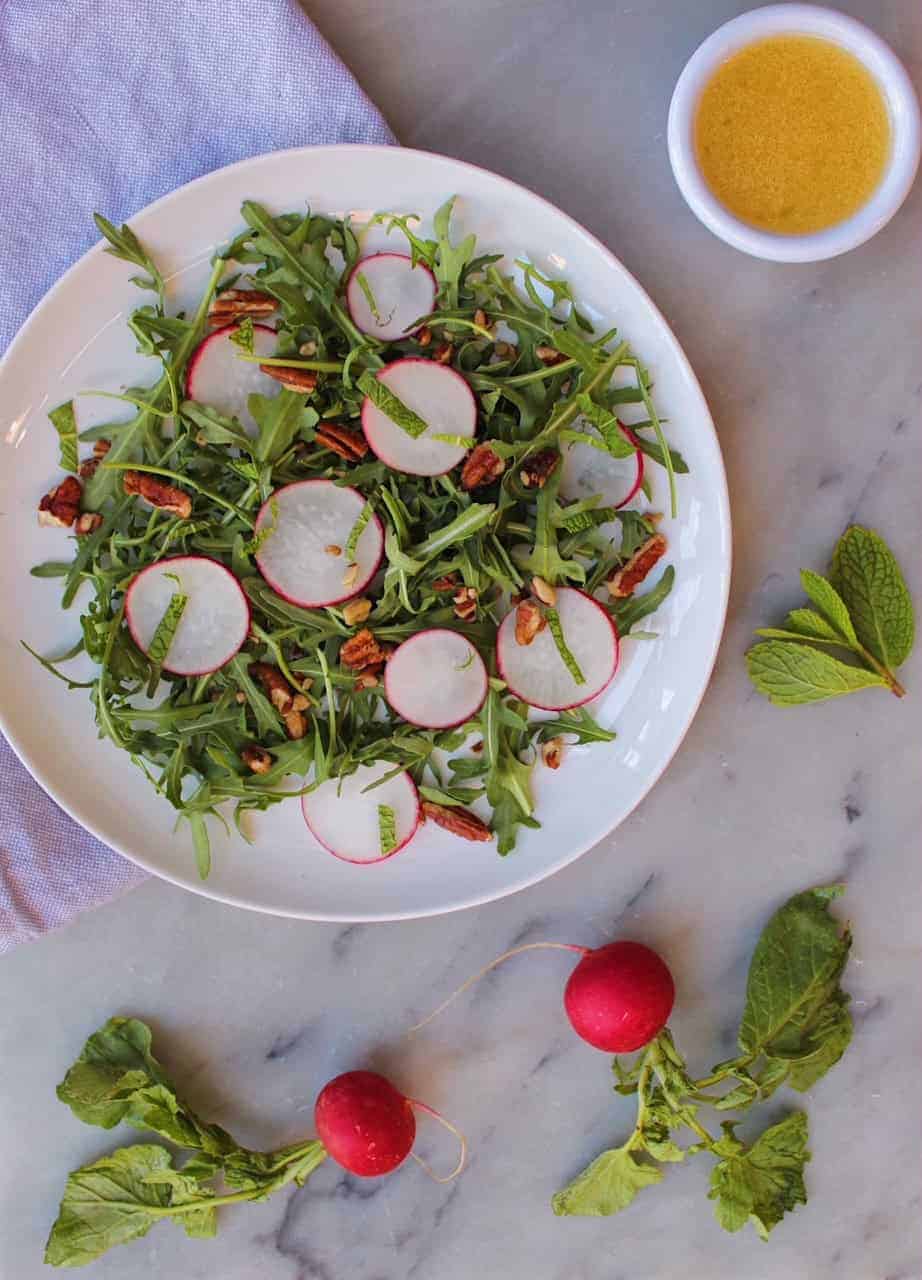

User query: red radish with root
[315,1070,466,1181]
[346,253,437,342]
[186,322,280,435]
[411,939,675,1054]
[361,357,477,476]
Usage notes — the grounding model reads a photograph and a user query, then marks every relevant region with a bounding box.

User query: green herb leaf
[378,803,397,855]
[355,271,383,324]
[799,570,857,646]
[430,433,475,448]
[249,389,318,463]
[708,1112,810,1240]
[545,607,585,684]
[229,315,255,353]
[357,370,428,438]
[746,640,888,705]
[49,401,79,474]
[830,526,914,670]
[344,498,374,563]
[610,564,675,635]
[94,213,165,302]
[552,1146,663,1216]
[147,593,187,666]
[180,401,254,452]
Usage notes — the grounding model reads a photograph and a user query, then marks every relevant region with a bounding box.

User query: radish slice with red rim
[496,587,619,711]
[346,253,437,342]
[302,762,420,864]
[361,358,477,476]
[254,480,384,608]
[385,629,488,729]
[125,555,250,676]
[186,322,279,436]
[559,423,644,510]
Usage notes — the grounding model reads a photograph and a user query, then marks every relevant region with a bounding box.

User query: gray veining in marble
[2,1,921,1277]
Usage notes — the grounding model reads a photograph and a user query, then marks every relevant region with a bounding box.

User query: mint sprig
[748,527,913,703]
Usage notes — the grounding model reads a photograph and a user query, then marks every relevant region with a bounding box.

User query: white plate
[0,145,730,921]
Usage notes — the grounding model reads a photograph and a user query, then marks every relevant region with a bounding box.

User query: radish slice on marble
[496,587,619,711]
[254,480,383,608]
[186,322,279,436]
[385,629,488,729]
[302,762,420,864]
[361,358,477,476]
[346,253,437,342]
[125,555,249,676]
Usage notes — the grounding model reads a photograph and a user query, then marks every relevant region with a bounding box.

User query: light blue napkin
[0,0,395,952]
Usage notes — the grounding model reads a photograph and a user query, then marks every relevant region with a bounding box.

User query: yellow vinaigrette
[695,35,891,235]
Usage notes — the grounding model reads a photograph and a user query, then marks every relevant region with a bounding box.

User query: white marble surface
[2,1,922,1276]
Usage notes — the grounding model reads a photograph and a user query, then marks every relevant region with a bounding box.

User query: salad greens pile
[30,198,684,875]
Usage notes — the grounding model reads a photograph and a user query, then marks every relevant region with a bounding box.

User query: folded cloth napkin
[0,0,394,954]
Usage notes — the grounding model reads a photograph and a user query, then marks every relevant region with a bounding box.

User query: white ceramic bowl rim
[667,3,922,262]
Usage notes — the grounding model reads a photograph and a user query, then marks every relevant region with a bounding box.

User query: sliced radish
[186,322,279,436]
[385,629,488,729]
[496,587,619,711]
[254,480,384,608]
[346,253,437,342]
[560,423,644,510]
[125,555,249,676]
[302,762,420,864]
[361,358,477,476]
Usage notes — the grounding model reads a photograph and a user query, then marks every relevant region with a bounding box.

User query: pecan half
[519,448,560,489]
[258,364,318,394]
[340,628,387,671]
[607,533,668,599]
[283,709,308,740]
[38,476,82,528]
[241,745,273,775]
[421,801,493,843]
[75,512,104,537]
[531,576,556,606]
[315,423,368,462]
[342,597,372,626]
[453,586,478,621]
[208,289,277,323]
[541,737,564,770]
[78,439,111,480]
[534,344,567,366]
[515,598,547,646]
[123,471,192,519]
[461,442,505,490]
[248,661,296,714]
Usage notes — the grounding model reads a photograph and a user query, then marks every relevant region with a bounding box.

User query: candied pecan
[433,341,453,364]
[531,576,556,606]
[342,597,372,626]
[241,745,273,775]
[248,661,296,714]
[519,448,560,489]
[515,598,547,646]
[38,476,82,528]
[123,471,192,519]
[340,628,386,671]
[432,574,459,593]
[534,344,567,366]
[315,422,368,462]
[541,737,564,770]
[461,442,505,491]
[607,533,668,599]
[75,512,104,537]
[421,801,493,843]
[208,289,277,323]
[258,364,318,393]
[453,586,478,621]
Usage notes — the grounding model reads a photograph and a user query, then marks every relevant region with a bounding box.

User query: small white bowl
[667,4,921,262]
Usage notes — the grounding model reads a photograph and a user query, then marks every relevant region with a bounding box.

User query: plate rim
[0,143,731,922]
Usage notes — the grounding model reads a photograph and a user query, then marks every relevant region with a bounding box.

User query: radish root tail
[408,1100,468,1183]
[407,941,589,1035]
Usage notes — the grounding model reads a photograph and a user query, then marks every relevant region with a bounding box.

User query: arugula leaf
[610,564,675,634]
[250,389,317,463]
[180,401,254,452]
[94,213,166,304]
[574,394,637,458]
[831,526,914,671]
[357,370,428,438]
[746,640,888,705]
[552,1146,662,1216]
[708,1113,809,1240]
[49,401,79,473]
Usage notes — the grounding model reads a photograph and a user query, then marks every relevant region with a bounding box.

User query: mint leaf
[344,499,374,563]
[545,607,585,684]
[831,526,914,670]
[708,1113,810,1239]
[552,1146,662,1216]
[147,592,187,666]
[49,401,79,474]
[378,804,397,855]
[746,640,888,705]
[358,369,428,438]
[229,315,255,353]
[799,570,857,646]
[785,607,845,643]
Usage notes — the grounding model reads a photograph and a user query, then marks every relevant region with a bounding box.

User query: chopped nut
[291,693,310,712]
[38,476,82,528]
[535,344,567,366]
[325,544,342,556]
[208,289,277,323]
[519,448,560,490]
[453,586,478,621]
[258,364,318,393]
[79,439,111,479]
[283,709,308,740]
[235,691,247,704]
[93,439,111,458]
[471,739,484,754]
[647,511,665,526]
[461,442,505,491]
[432,573,459,592]
[340,628,387,671]
[473,308,488,329]
[342,596,372,626]
[421,800,493,843]
[299,340,318,357]
[314,422,368,462]
[78,458,99,480]
[541,736,564,770]
[75,512,104,537]
[123,471,192,519]
[354,671,379,690]
[417,325,432,347]
[494,340,517,360]
[433,341,453,364]
[515,598,547,646]
[607,533,669,599]
[241,745,273,774]
[248,661,296,714]
[531,576,556,607]
[342,563,360,590]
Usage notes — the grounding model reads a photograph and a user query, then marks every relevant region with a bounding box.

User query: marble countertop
[2,2,921,1277]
